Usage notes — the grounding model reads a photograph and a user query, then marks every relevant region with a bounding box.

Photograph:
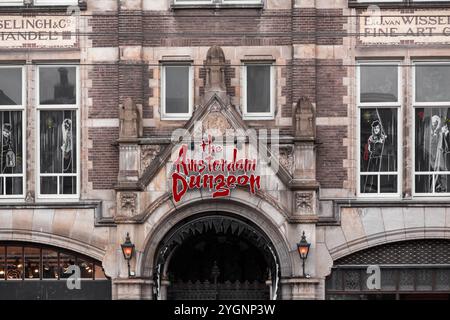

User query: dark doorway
[156,215,278,300]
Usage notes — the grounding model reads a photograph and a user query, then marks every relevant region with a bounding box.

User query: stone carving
[294,97,316,139]
[276,145,294,175]
[120,192,137,215]
[25,191,35,203]
[204,45,228,102]
[295,192,313,214]
[203,112,232,134]
[119,97,143,139]
[141,145,161,173]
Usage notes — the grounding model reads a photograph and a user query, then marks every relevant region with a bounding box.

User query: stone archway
[139,198,294,300]
[153,213,280,300]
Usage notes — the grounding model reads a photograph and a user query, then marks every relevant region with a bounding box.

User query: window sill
[242,115,275,121]
[161,116,192,121]
[171,4,263,10]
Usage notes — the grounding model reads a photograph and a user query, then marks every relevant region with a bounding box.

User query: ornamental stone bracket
[140,145,162,176]
[290,191,319,223]
[117,192,139,219]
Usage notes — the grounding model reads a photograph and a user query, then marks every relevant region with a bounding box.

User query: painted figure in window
[362,120,387,193]
[1,123,15,171]
[428,115,450,192]
[61,118,72,172]
[367,120,387,171]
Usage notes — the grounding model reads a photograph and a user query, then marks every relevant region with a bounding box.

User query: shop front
[326,239,450,300]
[0,242,111,300]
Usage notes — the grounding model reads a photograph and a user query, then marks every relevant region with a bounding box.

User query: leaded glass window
[414,62,450,195]
[39,110,77,195]
[38,66,78,197]
[0,66,24,197]
[358,62,400,196]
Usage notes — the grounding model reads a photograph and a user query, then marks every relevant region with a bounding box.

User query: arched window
[326,239,450,300]
[0,242,107,281]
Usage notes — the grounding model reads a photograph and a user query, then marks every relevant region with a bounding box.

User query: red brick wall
[142,10,292,47]
[88,128,119,190]
[316,126,348,188]
[88,13,118,47]
[316,59,347,117]
[88,64,119,118]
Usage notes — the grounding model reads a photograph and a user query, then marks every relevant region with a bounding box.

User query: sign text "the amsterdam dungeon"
[171,136,261,202]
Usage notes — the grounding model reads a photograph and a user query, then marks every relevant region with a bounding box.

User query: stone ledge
[280,277,321,285]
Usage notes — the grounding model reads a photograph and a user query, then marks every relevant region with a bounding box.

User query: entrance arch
[140,198,295,300]
[154,214,279,300]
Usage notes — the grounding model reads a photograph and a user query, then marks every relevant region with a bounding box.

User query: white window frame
[173,0,213,4]
[160,64,194,121]
[173,0,262,4]
[412,60,450,197]
[0,0,23,6]
[0,65,26,200]
[356,61,402,198]
[33,0,78,5]
[242,63,275,120]
[222,0,262,3]
[36,64,80,200]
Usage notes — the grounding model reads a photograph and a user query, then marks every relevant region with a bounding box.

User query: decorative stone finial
[294,97,316,140]
[119,97,143,139]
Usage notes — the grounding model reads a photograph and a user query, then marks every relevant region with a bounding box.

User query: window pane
[42,249,58,279]
[416,64,450,103]
[360,175,378,193]
[0,111,23,175]
[77,258,93,279]
[0,68,22,105]
[360,108,398,172]
[0,246,4,280]
[380,175,397,193]
[415,175,433,194]
[6,246,23,280]
[24,247,40,280]
[360,65,398,103]
[5,177,23,195]
[40,177,57,194]
[59,176,76,195]
[40,110,77,175]
[415,108,450,173]
[94,264,107,280]
[39,67,76,105]
[59,253,75,279]
[246,65,271,113]
[165,66,189,114]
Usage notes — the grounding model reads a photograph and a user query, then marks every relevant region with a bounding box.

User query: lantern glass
[121,233,135,261]
[298,245,310,259]
[123,247,133,260]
